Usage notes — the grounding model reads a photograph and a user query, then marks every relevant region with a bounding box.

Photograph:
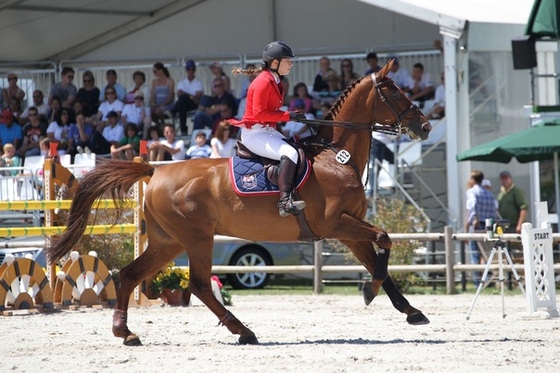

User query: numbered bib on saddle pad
[228,156,312,196]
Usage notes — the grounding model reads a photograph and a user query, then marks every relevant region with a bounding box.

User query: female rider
[230,41,307,217]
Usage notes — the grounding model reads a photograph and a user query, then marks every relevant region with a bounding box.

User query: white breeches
[240,125,298,163]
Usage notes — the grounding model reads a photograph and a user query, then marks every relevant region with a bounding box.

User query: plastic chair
[59,153,72,168]
[72,153,96,177]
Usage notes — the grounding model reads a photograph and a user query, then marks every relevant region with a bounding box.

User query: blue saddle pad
[229,156,311,196]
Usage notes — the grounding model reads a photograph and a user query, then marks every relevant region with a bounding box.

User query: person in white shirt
[171,60,204,135]
[386,56,409,89]
[96,87,124,132]
[149,123,184,161]
[405,62,434,102]
[121,91,152,139]
[426,72,445,119]
[187,131,212,159]
[210,122,236,158]
[281,98,314,139]
[101,111,124,146]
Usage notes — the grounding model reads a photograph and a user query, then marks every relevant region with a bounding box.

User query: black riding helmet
[262,41,295,74]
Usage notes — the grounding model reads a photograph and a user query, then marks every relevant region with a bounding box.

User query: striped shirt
[466,184,498,228]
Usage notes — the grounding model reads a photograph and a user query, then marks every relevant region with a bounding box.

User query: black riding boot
[277,155,306,217]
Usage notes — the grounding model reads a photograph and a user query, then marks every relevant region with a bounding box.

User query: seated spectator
[318,70,342,104]
[318,102,332,119]
[20,90,49,125]
[8,97,23,124]
[100,111,124,151]
[386,55,409,89]
[19,107,47,158]
[211,102,238,138]
[2,73,25,109]
[210,122,236,158]
[76,70,100,115]
[48,66,77,108]
[99,69,126,103]
[39,138,61,164]
[192,77,237,131]
[289,82,315,114]
[426,72,445,119]
[340,58,360,90]
[0,109,23,152]
[365,52,381,74]
[67,110,94,157]
[150,62,175,125]
[48,96,62,124]
[111,123,140,160]
[1,143,20,176]
[146,126,164,161]
[96,87,124,130]
[282,98,315,139]
[186,131,211,160]
[124,70,151,106]
[313,56,336,93]
[149,123,184,162]
[170,60,204,135]
[122,91,151,139]
[209,61,231,94]
[47,108,74,155]
[405,62,434,102]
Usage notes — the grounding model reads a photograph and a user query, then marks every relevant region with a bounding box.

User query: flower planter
[161,288,183,306]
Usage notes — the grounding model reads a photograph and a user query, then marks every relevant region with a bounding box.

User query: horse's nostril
[422,123,432,132]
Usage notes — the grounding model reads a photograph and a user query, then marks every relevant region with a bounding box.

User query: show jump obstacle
[0,158,148,312]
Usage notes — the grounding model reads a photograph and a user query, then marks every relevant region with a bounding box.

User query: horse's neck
[324,116,370,171]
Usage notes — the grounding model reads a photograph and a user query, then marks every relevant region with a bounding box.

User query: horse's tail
[47,159,155,264]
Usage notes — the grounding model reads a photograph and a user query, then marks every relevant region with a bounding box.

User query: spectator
[48,96,62,123]
[371,132,395,171]
[186,131,211,160]
[317,70,341,104]
[426,72,445,119]
[8,97,23,124]
[497,170,528,233]
[111,123,140,160]
[150,62,175,126]
[99,69,126,102]
[170,59,204,135]
[47,108,74,155]
[101,111,124,150]
[20,90,49,125]
[282,98,314,139]
[19,107,47,158]
[192,77,237,131]
[482,178,500,216]
[48,66,77,108]
[318,102,331,119]
[210,122,236,158]
[313,56,336,93]
[2,73,25,108]
[288,82,315,114]
[121,91,151,140]
[405,62,434,102]
[0,109,22,152]
[39,138,61,165]
[76,70,100,115]
[466,170,498,285]
[67,110,94,157]
[149,123,184,161]
[340,58,360,90]
[211,102,237,138]
[209,61,231,94]
[386,55,409,89]
[239,63,258,98]
[1,143,20,176]
[365,52,381,74]
[96,87,124,129]
[146,126,163,162]
[124,70,151,106]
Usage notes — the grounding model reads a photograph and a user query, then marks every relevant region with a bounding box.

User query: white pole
[554,152,560,231]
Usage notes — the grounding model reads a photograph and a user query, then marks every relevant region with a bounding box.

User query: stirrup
[278,200,306,217]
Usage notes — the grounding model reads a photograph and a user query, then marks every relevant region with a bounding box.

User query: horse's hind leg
[340,239,429,325]
[182,235,258,345]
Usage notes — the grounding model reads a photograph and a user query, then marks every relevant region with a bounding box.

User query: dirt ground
[2,293,559,373]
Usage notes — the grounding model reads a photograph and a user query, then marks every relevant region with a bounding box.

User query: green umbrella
[526,0,560,39]
[457,119,560,226]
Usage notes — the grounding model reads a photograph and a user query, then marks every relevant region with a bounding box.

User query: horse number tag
[335,150,351,164]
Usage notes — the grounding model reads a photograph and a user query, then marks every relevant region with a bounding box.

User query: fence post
[444,226,455,294]
[313,241,323,294]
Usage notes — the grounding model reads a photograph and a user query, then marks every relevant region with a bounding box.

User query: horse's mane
[325,76,366,120]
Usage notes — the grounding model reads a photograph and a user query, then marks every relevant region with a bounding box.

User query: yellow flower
[150,262,190,293]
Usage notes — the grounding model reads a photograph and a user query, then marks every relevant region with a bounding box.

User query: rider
[230,41,307,217]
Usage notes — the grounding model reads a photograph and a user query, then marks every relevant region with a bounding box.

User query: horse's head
[372,59,432,140]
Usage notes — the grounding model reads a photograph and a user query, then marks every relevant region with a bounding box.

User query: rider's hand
[289,111,307,122]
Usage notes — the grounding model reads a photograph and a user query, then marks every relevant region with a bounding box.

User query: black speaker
[511,37,537,70]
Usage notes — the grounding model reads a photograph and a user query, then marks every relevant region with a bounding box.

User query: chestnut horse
[48,60,432,346]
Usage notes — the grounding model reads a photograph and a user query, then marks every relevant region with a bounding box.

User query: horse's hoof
[362,281,375,306]
[238,334,259,345]
[123,334,142,346]
[406,312,430,325]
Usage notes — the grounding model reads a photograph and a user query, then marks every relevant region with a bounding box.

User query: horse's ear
[378,59,394,79]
